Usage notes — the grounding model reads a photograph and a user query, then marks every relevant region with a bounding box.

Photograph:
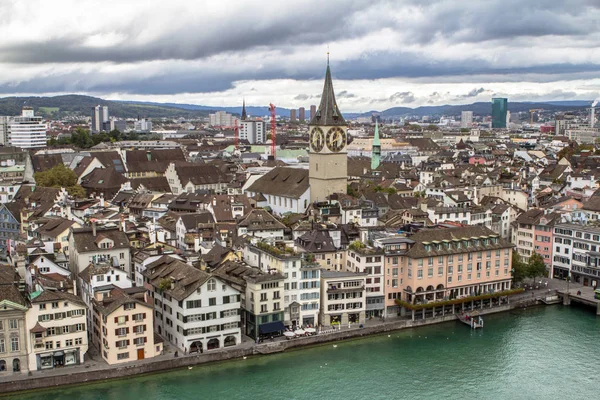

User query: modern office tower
[290,109,297,122]
[8,107,47,148]
[91,105,109,133]
[0,116,9,146]
[209,111,237,127]
[461,111,473,128]
[491,98,508,129]
[239,119,265,144]
[299,107,306,122]
[310,105,316,120]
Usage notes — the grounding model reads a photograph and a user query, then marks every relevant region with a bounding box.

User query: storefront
[37,349,80,370]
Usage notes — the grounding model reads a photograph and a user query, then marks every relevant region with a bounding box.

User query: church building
[309,63,348,202]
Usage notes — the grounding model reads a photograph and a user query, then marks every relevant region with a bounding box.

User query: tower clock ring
[310,127,325,152]
[326,127,346,152]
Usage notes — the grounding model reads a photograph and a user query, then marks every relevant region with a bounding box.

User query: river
[7,305,600,400]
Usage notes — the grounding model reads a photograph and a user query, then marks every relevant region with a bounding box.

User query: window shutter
[125,316,129,322]
[126,340,130,346]
[126,327,129,334]
[143,313,146,319]
[144,336,147,343]
[115,329,119,335]
[114,317,118,323]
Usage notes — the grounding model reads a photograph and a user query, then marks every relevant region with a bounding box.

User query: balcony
[327,284,364,293]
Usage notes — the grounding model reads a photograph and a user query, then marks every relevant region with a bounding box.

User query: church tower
[371,120,381,170]
[309,62,348,202]
[241,99,247,121]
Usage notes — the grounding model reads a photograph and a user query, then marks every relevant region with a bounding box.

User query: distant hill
[0,95,212,119]
[373,102,586,118]
[0,95,590,120]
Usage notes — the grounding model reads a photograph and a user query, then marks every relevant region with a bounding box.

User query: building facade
[8,107,47,149]
[26,291,88,371]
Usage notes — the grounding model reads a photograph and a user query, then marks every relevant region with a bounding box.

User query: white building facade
[8,108,47,149]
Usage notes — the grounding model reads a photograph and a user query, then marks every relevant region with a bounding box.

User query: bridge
[558,286,600,315]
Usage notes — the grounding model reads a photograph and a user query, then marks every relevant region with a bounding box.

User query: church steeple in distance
[241,98,247,121]
[371,120,381,170]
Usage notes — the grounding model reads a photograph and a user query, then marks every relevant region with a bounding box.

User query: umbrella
[294,329,305,336]
[305,327,316,334]
[283,331,296,338]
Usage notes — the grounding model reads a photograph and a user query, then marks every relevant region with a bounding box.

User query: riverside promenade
[0,278,582,395]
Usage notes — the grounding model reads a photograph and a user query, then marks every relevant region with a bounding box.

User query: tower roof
[373,120,380,146]
[241,99,247,121]
[309,64,346,127]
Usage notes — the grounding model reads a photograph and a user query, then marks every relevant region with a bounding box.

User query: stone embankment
[0,294,554,395]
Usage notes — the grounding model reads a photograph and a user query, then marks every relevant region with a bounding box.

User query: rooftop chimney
[91,219,97,236]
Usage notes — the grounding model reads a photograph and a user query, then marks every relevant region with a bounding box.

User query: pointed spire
[241,98,247,121]
[373,120,380,145]
[309,62,346,127]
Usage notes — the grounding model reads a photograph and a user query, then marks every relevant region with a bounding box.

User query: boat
[457,312,484,329]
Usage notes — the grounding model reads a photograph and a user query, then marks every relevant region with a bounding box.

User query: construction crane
[269,103,276,159]
[529,109,543,124]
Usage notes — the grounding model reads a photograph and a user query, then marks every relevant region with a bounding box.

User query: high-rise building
[308,63,347,202]
[209,111,237,127]
[110,119,127,132]
[240,120,265,144]
[491,98,508,129]
[134,118,153,132]
[310,105,317,120]
[8,107,47,149]
[290,109,297,122]
[461,111,473,128]
[299,107,306,122]
[91,105,109,133]
[371,121,381,170]
[0,116,9,146]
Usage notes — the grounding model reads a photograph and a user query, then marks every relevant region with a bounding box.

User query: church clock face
[326,127,346,153]
[310,127,325,152]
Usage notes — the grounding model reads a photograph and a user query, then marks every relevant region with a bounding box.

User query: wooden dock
[457,313,484,329]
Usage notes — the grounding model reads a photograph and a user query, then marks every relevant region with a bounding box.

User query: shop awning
[259,321,284,334]
[54,351,64,357]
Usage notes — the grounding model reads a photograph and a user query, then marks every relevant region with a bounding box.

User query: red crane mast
[269,103,276,159]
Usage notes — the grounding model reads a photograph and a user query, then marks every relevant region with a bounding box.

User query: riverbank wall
[0,298,548,395]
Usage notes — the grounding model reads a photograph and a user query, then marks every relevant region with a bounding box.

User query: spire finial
[327,45,330,65]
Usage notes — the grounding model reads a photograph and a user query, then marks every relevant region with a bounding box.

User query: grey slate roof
[309,64,346,127]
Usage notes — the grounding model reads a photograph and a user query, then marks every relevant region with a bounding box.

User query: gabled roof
[246,167,309,198]
[173,162,229,186]
[29,289,86,307]
[238,209,285,231]
[71,227,129,253]
[31,154,63,173]
[296,229,337,253]
[35,218,75,238]
[143,256,213,301]
[129,177,171,192]
[178,212,215,229]
[80,167,128,190]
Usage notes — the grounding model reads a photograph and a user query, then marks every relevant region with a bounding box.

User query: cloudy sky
[2,0,600,112]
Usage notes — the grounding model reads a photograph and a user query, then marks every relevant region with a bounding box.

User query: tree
[34,164,86,199]
[511,252,528,283]
[527,252,547,283]
[425,124,439,131]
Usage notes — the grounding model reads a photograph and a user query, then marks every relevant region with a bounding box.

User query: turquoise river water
[7,305,600,400]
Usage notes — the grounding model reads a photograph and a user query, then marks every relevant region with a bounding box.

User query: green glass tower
[491,98,508,128]
[371,120,381,170]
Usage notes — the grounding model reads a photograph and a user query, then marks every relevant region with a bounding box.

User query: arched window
[224,336,236,347]
[0,360,6,372]
[12,359,20,372]
[207,338,220,350]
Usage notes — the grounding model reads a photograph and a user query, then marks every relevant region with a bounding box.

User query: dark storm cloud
[2,0,600,98]
[337,91,356,98]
